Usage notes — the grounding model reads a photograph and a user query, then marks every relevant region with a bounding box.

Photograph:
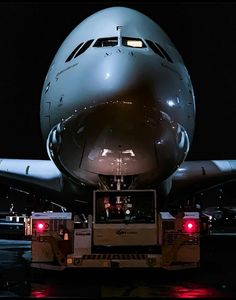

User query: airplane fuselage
[40,7,195,192]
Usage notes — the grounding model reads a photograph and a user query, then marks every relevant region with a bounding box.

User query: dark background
[0,1,236,161]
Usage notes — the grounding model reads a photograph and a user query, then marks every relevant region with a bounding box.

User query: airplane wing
[172,160,236,195]
[1,159,236,206]
[0,159,63,194]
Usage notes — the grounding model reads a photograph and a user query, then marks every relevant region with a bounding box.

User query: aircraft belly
[80,135,157,176]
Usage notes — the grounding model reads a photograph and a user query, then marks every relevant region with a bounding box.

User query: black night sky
[0,2,236,161]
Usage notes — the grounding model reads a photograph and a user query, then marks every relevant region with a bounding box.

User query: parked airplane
[0,6,236,211]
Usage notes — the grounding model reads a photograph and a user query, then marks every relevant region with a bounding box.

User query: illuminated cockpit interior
[93,36,146,48]
[122,37,146,48]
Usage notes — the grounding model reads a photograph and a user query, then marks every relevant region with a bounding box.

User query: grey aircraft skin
[0,6,236,209]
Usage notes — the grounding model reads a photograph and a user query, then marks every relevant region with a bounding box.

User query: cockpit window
[93,37,118,47]
[65,42,84,62]
[145,39,173,63]
[74,39,94,59]
[154,42,173,63]
[145,40,165,58]
[122,37,146,48]
[93,36,146,49]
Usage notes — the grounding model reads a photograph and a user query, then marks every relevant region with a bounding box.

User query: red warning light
[35,221,47,232]
[183,219,198,234]
[38,223,44,230]
[187,222,193,229]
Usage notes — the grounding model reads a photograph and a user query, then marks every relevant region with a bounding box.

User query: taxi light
[182,219,198,234]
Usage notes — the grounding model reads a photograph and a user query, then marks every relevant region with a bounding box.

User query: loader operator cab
[94,190,156,224]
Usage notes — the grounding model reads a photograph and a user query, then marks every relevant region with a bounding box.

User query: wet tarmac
[0,236,236,298]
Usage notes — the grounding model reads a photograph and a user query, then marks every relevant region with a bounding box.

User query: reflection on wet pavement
[0,237,236,298]
[171,284,226,298]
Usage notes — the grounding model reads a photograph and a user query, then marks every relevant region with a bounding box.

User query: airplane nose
[86,49,153,99]
[47,103,189,186]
